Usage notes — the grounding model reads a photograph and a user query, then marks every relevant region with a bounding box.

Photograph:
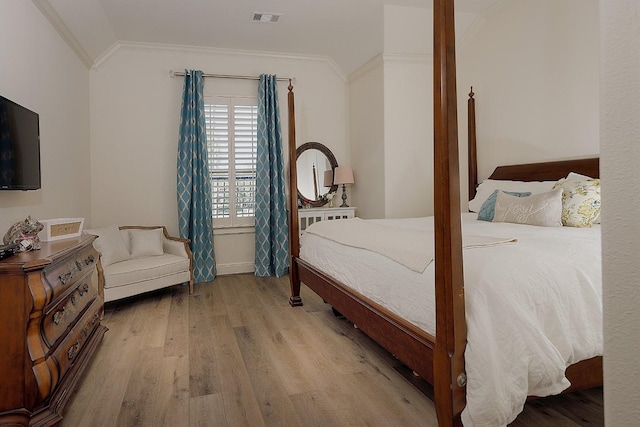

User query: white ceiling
[38,0,500,75]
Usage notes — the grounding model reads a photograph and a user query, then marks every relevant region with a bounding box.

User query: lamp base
[340,184,349,207]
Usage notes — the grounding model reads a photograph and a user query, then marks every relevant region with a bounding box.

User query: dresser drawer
[43,245,97,303]
[42,270,98,349]
[50,298,102,385]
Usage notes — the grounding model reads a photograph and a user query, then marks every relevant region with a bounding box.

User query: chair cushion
[84,225,130,267]
[103,254,190,288]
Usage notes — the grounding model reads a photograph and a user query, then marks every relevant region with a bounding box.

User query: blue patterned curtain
[255,74,289,277]
[177,69,216,283]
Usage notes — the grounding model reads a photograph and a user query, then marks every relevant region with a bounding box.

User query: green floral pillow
[552,178,601,227]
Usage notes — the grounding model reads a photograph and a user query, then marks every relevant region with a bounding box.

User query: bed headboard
[488,157,600,181]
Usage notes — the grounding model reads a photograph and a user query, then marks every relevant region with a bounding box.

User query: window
[204,96,258,227]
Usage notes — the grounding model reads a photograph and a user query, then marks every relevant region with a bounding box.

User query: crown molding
[348,54,384,83]
[382,53,431,64]
[92,41,122,68]
[348,52,434,83]
[31,0,94,69]
[93,41,347,82]
[457,0,510,48]
[479,0,510,18]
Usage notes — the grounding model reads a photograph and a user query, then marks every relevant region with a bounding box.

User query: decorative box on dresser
[298,206,356,237]
[0,235,107,426]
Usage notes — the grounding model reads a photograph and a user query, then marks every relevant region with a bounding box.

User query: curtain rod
[169,70,295,84]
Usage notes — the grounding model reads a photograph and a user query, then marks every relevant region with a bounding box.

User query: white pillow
[567,172,593,180]
[469,179,557,213]
[120,229,132,253]
[129,228,164,258]
[84,225,130,267]
[566,172,601,224]
[493,188,563,227]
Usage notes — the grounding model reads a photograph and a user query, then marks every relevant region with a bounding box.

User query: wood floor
[62,274,603,427]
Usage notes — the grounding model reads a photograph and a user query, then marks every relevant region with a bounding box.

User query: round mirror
[296,142,338,207]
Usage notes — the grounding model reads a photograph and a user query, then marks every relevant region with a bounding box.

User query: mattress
[300,213,602,426]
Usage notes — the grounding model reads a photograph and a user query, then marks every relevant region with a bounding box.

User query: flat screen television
[0,95,41,190]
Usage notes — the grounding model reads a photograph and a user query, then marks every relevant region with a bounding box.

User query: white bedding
[300,213,602,427]
[304,217,517,273]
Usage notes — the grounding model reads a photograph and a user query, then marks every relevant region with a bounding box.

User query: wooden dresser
[0,235,107,426]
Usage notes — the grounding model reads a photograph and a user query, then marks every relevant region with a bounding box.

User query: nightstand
[298,206,356,238]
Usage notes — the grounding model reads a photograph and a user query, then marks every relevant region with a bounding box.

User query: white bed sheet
[299,213,602,427]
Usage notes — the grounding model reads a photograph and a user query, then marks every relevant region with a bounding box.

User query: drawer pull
[58,271,73,284]
[90,312,99,326]
[67,343,80,360]
[67,315,98,361]
[53,292,82,325]
[78,283,89,296]
[58,253,95,285]
[53,308,66,325]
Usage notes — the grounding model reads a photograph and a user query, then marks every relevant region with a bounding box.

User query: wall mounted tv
[0,95,41,190]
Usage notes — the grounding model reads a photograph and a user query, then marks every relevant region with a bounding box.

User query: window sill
[213,225,255,236]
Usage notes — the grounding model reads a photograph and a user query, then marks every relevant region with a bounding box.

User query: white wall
[383,56,433,218]
[89,43,347,274]
[351,0,599,220]
[349,5,435,220]
[600,0,640,424]
[348,58,386,219]
[0,1,90,234]
[457,0,600,184]
[381,5,434,214]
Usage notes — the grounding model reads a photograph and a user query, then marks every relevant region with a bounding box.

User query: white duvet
[300,213,602,427]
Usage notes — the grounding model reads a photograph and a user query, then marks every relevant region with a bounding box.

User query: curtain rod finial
[169,70,176,78]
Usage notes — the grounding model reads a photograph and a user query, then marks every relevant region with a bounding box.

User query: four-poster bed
[284,1,602,425]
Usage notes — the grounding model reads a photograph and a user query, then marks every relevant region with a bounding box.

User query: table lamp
[333,166,354,207]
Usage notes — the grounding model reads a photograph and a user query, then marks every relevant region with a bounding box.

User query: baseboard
[217,262,254,276]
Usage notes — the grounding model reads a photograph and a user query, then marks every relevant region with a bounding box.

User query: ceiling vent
[252,12,281,23]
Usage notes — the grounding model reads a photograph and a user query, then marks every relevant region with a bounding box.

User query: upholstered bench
[84,225,193,302]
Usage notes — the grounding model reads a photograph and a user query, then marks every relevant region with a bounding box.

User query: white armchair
[84,225,193,302]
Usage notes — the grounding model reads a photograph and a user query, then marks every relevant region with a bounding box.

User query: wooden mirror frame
[296,142,338,207]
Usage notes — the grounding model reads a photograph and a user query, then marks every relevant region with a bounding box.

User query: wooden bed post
[468,88,478,202]
[287,80,303,307]
[433,0,467,425]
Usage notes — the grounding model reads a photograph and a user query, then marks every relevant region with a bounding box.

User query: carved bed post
[287,80,303,307]
[433,0,467,425]
[468,88,478,202]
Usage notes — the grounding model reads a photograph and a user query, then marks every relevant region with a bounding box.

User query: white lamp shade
[333,167,354,185]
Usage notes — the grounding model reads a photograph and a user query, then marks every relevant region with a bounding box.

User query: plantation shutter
[204,97,257,226]
[205,103,230,219]
[233,104,257,218]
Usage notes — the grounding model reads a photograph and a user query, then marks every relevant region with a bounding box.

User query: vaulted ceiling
[35,0,500,75]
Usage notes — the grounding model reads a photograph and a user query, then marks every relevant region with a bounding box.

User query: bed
[283,2,602,425]
[301,211,602,425]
